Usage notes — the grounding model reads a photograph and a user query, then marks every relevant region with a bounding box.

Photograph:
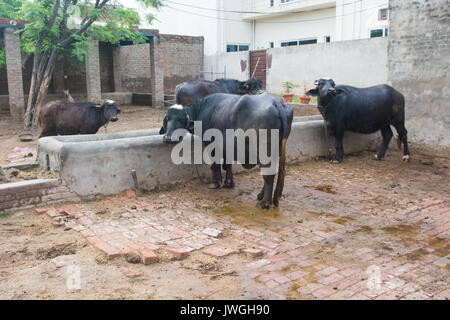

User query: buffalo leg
[210,163,222,189]
[257,186,264,201]
[259,174,275,209]
[332,131,345,163]
[222,164,234,188]
[375,126,393,160]
[393,123,410,161]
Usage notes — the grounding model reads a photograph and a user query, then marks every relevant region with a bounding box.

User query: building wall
[206,37,388,94]
[113,34,204,94]
[336,0,389,41]
[388,0,450,148]
[159,34,204,94]
[203,50,250,81]
[266,37,388,93]
[115,43,152,93]
[123,0,218,55]
[254,7,337,49]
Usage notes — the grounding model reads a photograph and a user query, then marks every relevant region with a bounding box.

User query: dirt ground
[0,106,448,300]
[0,104,317,165]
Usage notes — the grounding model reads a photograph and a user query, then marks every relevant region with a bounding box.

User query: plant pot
[282,94,294,103]
[299,95,311,104]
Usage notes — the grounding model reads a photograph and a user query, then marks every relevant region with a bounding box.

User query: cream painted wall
[253,7,337,49]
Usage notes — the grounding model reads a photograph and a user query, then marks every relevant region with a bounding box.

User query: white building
[129,0,389,55]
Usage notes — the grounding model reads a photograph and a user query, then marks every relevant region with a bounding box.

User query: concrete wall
[37,117,380,199]
[203,51,250,81]
[388,0,450,148]
[205,37,388,93]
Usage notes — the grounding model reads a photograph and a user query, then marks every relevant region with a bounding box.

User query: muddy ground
[0,147,449,299]
[0,106,448,300]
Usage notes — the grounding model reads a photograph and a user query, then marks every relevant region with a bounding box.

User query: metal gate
[250,49,267,90]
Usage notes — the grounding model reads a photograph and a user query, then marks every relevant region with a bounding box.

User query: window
[280,0,295,3]
[269,42,274,48]
[226,44,250,52]
[281,40,298,47]
[370,28,388,38]
[269,0,274,7]
[281,38,317,47]
[299,38,317,45]
[379,8,388,21]
[325,36,331,43]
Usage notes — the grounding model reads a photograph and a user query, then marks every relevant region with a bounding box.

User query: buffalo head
[159,104,194,144]
[240,78,263,95]
[96,100,120,122]
[306,78,345,106]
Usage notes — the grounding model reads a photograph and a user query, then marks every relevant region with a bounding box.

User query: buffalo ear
[159,127,165,134]
[336,88,346,95]
[116,108,121,113]
[306,88,319,97]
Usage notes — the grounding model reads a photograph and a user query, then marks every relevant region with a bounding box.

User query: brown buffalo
[38,100,120,137]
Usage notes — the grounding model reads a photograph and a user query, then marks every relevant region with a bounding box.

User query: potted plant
[282,81,295,103]
[299,81,311,104]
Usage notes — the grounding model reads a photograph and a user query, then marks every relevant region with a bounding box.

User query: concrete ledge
[37,116,380,199]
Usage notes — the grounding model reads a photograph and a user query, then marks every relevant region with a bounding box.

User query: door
[249,49,267,90]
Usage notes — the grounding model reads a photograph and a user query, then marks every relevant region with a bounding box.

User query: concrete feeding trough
[37,115,380,200]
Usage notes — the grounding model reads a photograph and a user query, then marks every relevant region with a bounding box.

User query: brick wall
[113,34,204,95]
[0,179,80,211]
[159,34,204,94]
[115,43,152,93]
[388,0,450,147]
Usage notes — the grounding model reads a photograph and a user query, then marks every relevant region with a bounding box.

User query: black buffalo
[175,78,263,106]
[38,100,120,137]
[159,93,293,208]
[307,78,410,163]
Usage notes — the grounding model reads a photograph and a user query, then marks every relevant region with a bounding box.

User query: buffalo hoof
[223,181,234,188]
[402,155,411,162]
[330,159,341,164]
[374,154,381,160]
[259,201,273,210]
[257,192,264,201]
[208,183,221,189]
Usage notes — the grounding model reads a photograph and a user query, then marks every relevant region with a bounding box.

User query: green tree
[10,0,161,130]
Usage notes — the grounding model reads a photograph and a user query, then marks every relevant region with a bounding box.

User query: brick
[202,228,223,238]
[139,248,159,265]
[126,190,136,198]
[86,236,121,259]
[203,247,236,257]
[241,248,264,258]
[35,208,48,214]
[165,247,191,260]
